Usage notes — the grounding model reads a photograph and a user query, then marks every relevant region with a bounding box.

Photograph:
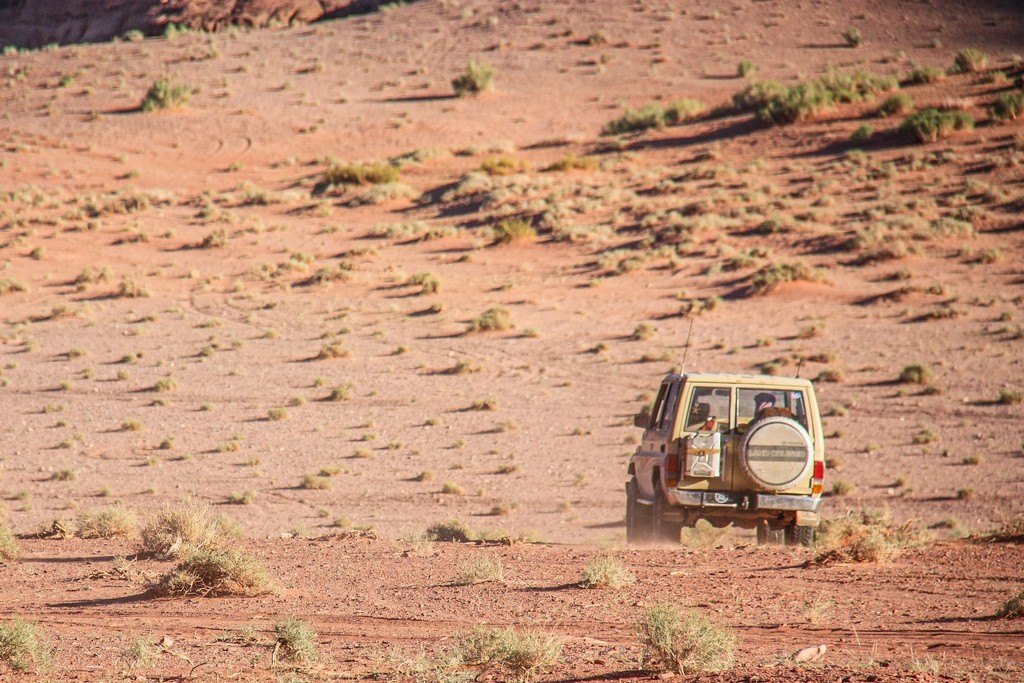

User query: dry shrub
[455,627,562,682]
[0,620,51,672]
[749,262,823,295]
[138,500,239,558]
[457,556,505,585]
[997,590,1024,619]
[811,510,919,564]
[468,307,513,332]
[152,547,274,597]
[0,522,17,561]
[74,506,138,539]
[635,604,736,674]
[274,618,319,664]
[580,556,635,589]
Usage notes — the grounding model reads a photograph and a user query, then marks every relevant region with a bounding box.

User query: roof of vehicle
[662,372,815,389]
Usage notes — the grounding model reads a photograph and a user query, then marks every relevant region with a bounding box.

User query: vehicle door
[634,379,680,500]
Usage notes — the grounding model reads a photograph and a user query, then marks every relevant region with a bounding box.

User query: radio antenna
[679,317,695,374]
[795,356,804,379]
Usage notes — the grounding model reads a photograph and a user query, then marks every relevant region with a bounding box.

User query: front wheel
[626,477,653,544]
[785,523,815,547]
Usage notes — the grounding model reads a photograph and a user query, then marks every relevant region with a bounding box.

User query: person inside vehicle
[753,392,794,420]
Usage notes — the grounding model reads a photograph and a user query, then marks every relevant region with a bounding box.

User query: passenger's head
[754,392,776,411]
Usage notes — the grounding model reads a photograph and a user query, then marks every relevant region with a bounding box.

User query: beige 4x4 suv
[627,372,825,546]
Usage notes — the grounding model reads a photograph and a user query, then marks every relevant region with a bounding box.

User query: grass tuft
[138,500,239,558]
[900,108,974,143]
[898,363,933,385]
[425,519,473,542]
[457,556,505,585]
[750,262,822,295]
[141,79,193,111]
[468,307,513,332]
[812,510,919,564]
[580,556,636,589]
[274,618,319,664]
[493,218,537,244]
[152,547,274,597]
[0,522,17,561]
[452,59,496,96]
[75,506,138,539]
[635,604,736,674]
[0,620,51,672]
[454,627,562,682]
[997,590,1024,619]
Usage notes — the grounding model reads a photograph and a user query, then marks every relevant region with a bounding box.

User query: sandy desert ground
[1,0,1023,680]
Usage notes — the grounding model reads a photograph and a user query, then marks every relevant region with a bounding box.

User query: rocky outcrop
[0,0,386,50]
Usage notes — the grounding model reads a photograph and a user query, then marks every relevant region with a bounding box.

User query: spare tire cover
[740,416,813,492]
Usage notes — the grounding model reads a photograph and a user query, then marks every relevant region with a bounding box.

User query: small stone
[793,644,827,662]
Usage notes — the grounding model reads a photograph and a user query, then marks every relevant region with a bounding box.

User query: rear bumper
[667,489,822,513]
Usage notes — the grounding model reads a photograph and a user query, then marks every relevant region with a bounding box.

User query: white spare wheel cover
[740,416,813,491]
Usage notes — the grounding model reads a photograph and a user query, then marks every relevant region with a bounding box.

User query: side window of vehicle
[658,383,680,431]
[648,384,668,429]
[683,386,729,432]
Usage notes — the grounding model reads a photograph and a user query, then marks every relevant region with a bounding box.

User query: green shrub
[952,48,988,74]
[141,79,193,111]
[602,98,706,134]
[732,80,788,110]
[737,59,755,78]
[900,108,974,143]
[274,618,319,664]
[842,26,862,47]
[990,93,1024,122]
[878,93,913,117]
[756,81,835,124]
[851,124,874,142]
[899,363,933,385]
[635,604,736,674]
[452,59,496,96]
[0,620,51,672]
[153,547,274,597]
[907,64,946,84]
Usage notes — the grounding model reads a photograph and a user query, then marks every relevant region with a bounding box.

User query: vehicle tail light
[812,460,825,495]
[666,451,679,488]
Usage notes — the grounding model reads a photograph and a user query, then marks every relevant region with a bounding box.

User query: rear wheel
[785,523,815,547]
[653,491,682,545]
[756,520,784,545]
[626,477,653,544]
